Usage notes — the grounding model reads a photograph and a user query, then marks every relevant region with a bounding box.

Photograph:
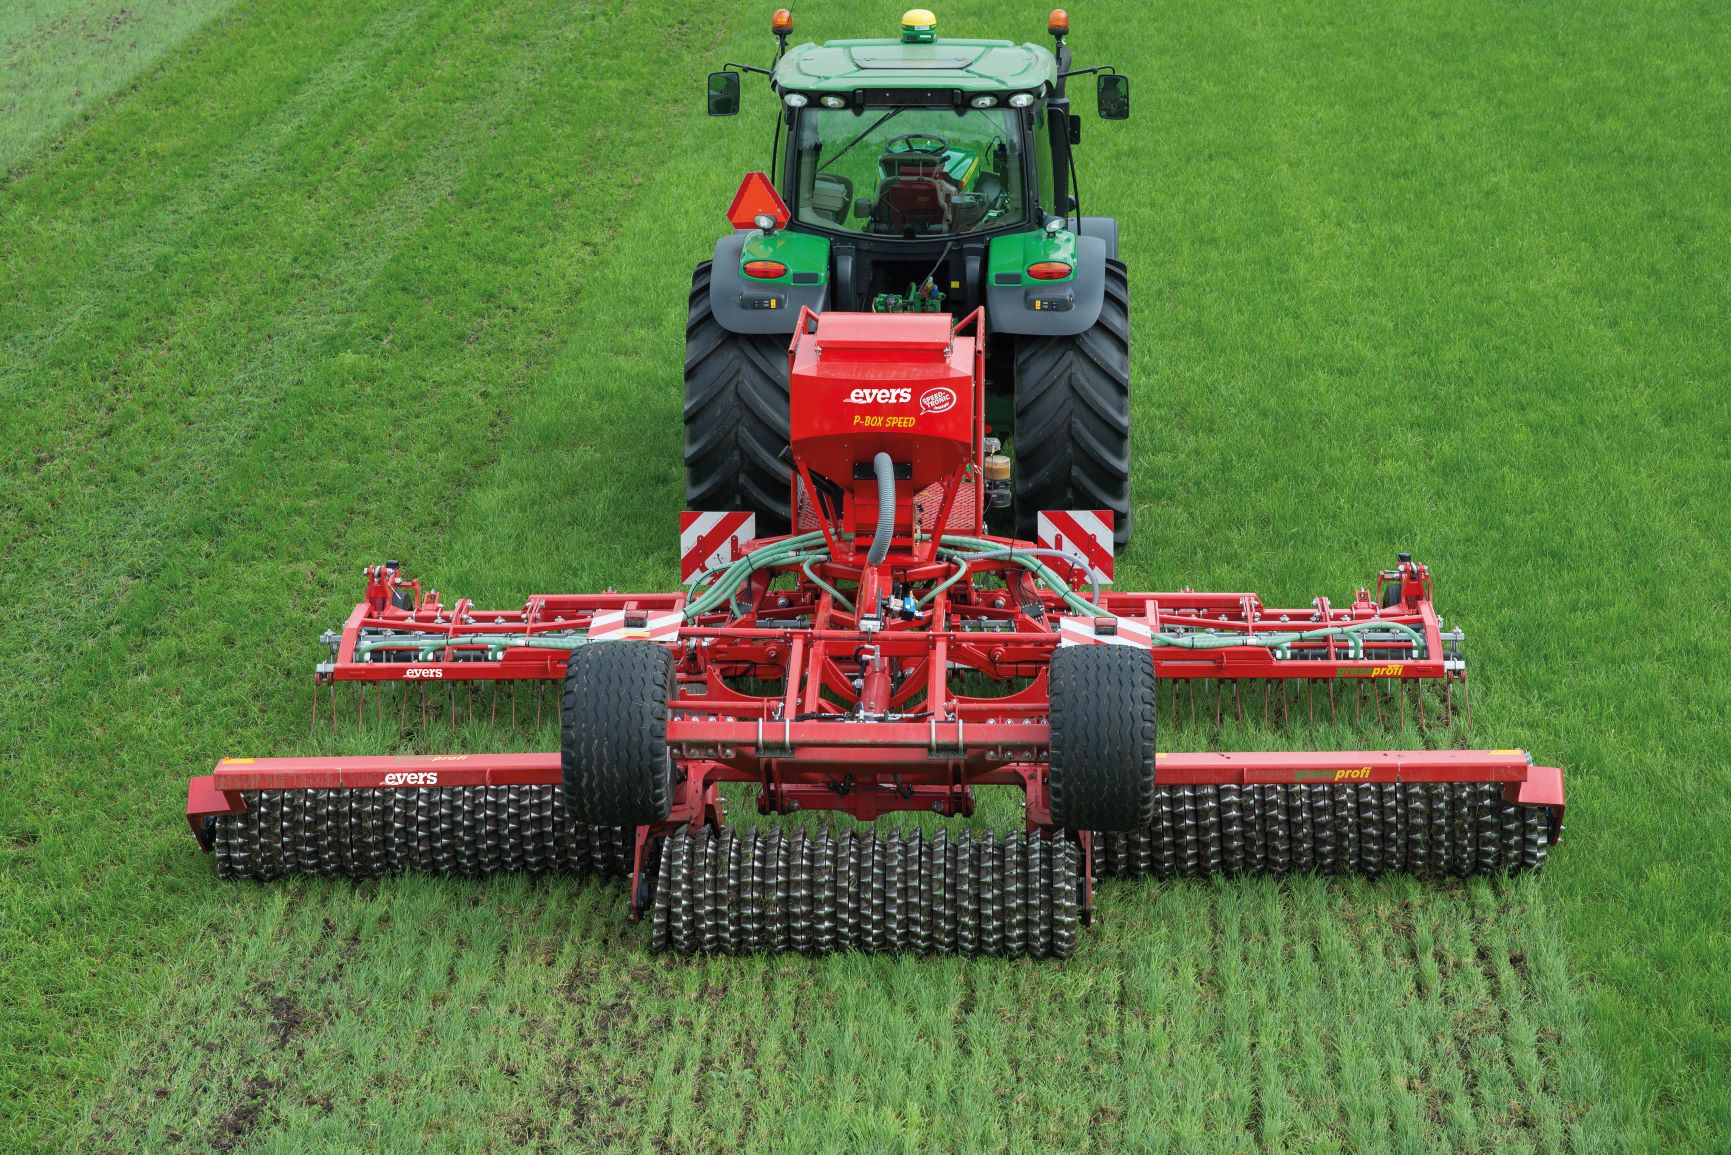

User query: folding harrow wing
[186,309,1564,957]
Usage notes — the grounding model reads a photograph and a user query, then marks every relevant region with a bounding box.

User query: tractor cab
[706,8,1129,289]
[806,118,1016,239]
[694,8,1138,549]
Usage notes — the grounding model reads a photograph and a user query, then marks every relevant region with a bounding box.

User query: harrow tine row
[309,675,1469,738]
[311,679,563,736]
[1158,676,1469,733]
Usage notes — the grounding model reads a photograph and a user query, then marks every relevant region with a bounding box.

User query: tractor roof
[774,39,1057,95]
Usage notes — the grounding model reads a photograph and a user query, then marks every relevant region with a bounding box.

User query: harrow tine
[1135,672,1472,736]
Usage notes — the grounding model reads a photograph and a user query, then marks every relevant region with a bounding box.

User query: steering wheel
[884,133,949,156]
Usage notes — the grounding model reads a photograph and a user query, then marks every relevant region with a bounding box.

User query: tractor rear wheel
[560,642,678,827]
[1047,643,1158,831]
[684,261,793,533]
[1011,258,1132,548]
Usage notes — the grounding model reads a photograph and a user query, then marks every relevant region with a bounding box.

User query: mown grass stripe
[5,1,723,1145]
[0,0,240,176]
[0,0,524,692]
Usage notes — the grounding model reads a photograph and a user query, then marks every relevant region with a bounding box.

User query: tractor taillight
[1026,261,1072,280]
[744,260,788,279]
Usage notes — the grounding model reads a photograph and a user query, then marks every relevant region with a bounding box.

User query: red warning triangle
[726,171,790,230]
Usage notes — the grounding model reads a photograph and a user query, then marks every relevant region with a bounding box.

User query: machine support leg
[1078,829,1095,927]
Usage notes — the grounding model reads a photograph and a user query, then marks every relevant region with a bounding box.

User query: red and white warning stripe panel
[588,610,684,643]
[680,512,756,582]
[1057,615,1153,649]
[1037,510,1114,585]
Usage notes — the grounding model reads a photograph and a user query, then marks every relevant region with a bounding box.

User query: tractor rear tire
[560,642,677,827]
[1011,258,1132,549]
[1047,643,1158,832]
[684,261,793,533]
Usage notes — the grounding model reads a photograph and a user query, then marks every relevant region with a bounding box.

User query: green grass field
[2,0,1727,1150]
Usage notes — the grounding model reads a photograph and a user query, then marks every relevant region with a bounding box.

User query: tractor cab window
[793,106,1026,238]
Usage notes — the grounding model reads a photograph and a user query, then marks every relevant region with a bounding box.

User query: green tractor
[691,7,1134,546]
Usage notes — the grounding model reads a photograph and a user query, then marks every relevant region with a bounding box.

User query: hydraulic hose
[681,532,827,620]
[916,554,970,609]
[936,534,1429,655]
[867,452,895,565]
[949,546,1102,605]
[802,557,856,613]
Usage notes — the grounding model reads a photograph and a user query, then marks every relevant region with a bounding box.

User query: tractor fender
[986,233,1112,339]
[1076,215,1119,261]
[706,233,829,335]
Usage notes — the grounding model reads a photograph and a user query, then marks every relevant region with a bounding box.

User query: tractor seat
[874,157,953,234]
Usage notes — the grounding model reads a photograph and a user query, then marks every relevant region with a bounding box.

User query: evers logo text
[844,388,911,405]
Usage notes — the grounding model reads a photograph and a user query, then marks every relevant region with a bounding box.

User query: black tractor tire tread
[1012,257,1132,547]
[561,642,677,826]
[684,261,793,532]
[1047,643,1158,831]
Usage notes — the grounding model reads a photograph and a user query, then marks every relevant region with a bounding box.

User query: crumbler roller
[187,301,1564,957]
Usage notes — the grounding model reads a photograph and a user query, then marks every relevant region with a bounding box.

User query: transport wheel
[1047,643,1158,831]
[683,261,793,533]
[560,642,678,826]
[1011,257,1132,549]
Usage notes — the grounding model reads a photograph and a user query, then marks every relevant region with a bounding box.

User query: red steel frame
[318,561,1456,688]
[189,305,1561,923]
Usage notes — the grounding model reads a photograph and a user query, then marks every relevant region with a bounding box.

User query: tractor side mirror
[1097,73,1130,120]
[707,71,741,116]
